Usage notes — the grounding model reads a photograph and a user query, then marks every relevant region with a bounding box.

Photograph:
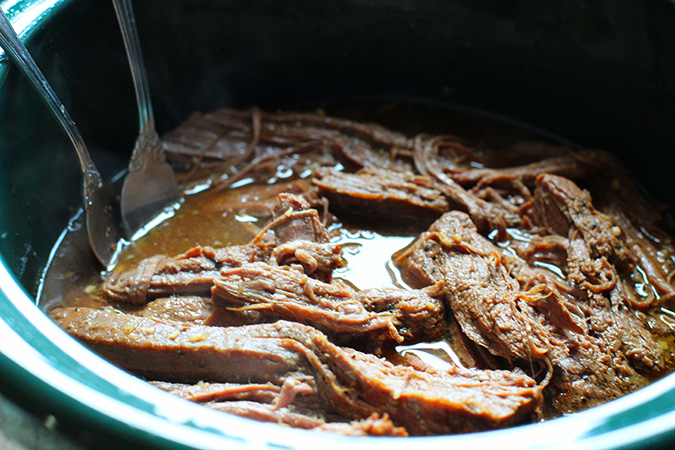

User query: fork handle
[0,7,96,177]
[112,0,156,137]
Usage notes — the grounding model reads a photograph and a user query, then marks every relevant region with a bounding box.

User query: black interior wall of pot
[1,0,674,293]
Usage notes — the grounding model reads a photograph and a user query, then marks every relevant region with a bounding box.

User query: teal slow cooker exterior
[2,0,675,448]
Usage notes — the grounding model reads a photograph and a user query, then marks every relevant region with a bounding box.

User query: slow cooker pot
[2,0,675,448]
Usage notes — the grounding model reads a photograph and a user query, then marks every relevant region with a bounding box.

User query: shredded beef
[131,296,213,324]
[272,193,329,244]
[312,167,449,223]
[210,262,446,351]
[198,179,321,220]
[208,403,408,436]
[530,174,666,372]
[395,211,555,361]
[451,150,607,190]
[412,136,523,233]
[52,107,675,436]
[531,174,633,268]
[268,193,345,281]
[103,192,343,304]
[607,206,675,306]
[150,378,407,436]
[395,210,652,413]
[102,245,271,304]
[150,380,284,404]
[162,108,415,185]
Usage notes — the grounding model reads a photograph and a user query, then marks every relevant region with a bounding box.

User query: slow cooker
[2,0,675,448]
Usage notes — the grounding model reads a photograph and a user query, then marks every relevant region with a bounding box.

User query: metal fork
[0,7,121,268]
[112,0,180,239]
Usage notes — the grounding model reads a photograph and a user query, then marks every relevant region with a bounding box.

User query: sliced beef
[312,167,449,223]
[102,244,272,305]
[60,106,675,434]
[203,304,272,328]
[439,178,515,234]
[316,413,408,437]
[508,234,572,283]
[151,378,407,436]
[208,402,408,436]
[150,380,284,404]
[268,193,345,281]
[412,134,479,177]
[161,110,258,170]
[104,193,344,304]
[271,240,345,283]
[131,296,213,325]
[52,307,306,384]
[510,264,650,412]
[356,284,447,342]
[205,401,334,432]
[412,134,606,206]
[210,262,446,351]
[153,375,320,412]
[412,135,577,180]
[51,307,542,435]
[271,193,329,244]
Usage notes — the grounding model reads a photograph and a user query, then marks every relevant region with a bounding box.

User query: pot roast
[43,105,675,436]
